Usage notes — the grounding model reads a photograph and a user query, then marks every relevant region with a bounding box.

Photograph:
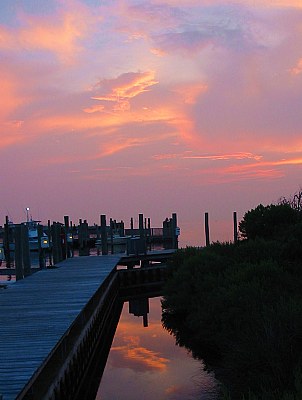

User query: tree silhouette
[239,203,300,240]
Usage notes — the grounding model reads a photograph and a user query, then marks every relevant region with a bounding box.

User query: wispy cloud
[153,152,262,161]
[184,152,263,161]
[111,335,169,372]
[90,71,158,111]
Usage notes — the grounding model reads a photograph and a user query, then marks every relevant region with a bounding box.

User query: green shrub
[162,239,302,399]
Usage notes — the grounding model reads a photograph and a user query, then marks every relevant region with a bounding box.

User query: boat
[23,219,49,251]
[1,208,50,252]
[22,208,50,251]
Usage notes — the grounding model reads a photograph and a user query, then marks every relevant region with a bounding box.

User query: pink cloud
[0,3,99,62]
[289,58,302,75]
[91,71,158,107]
[110,334,169,372]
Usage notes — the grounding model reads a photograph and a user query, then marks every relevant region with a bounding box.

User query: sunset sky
[1,0,302,245]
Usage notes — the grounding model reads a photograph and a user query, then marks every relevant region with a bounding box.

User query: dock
[0,255,121,400]
[0,246,177,400]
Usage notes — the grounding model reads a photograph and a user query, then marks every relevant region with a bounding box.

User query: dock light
[0,247,4,261]
[26,207,30,222]
[41,237,50,249]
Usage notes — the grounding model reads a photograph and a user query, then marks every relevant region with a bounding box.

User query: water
[0,252,42,284]
[96,297,219,400]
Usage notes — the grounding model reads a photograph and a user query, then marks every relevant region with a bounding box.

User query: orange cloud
[0,4,99,62]
[153,152,262,161]
[99,137,149,157]
[207,156,302,183]
[227,157,302,172]
[91,71,158,109]
[0,72,24,118]
[0,70,28,148]
[111,334,169,371]
[290,58,302,75]
[172,83,208,105]
[184,152,263,161]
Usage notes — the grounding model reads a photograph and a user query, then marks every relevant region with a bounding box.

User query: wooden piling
[205,212,210,247]
[96,222,101,255]
[139,213,146,254]
[162,218,170,249]
[64,216,70,258]
[79,219,89,256]
[233,211,238,243]
[100,215,108,255]
[37,225,45,269]
[47,220,53,266]
[109,218,114,254]
[147,217,151,250]
[172,213,178,250]
[14,225,23,281]
[4,216,11,268]
[139,214,144,239]
[51,222,63,265]
[130,218,134,237]
[21,224,31,276]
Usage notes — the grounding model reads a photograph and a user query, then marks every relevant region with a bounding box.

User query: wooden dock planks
[0,255,121,400]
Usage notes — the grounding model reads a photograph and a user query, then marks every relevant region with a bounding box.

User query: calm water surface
[96,297,219,400]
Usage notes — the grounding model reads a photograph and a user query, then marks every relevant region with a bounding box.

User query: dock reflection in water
[96,297,219,400]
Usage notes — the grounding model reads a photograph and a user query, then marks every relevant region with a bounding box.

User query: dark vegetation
[161,190,302,399]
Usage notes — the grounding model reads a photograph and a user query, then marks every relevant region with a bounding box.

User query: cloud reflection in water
[96,297,218,400]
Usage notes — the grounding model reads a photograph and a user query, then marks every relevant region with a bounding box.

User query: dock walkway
[0,255,121,400]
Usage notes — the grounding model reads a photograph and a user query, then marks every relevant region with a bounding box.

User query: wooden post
[22,224,31,276]
[64,216,70,258]
[139,213,146,254]
[205,212,210,246]
[14,225,23,281]
[4,216,11,268]
[162,218,169,249]
[78,219,83,255]
[139,214,144,239]
[172,213,178,249]
[58,223,63,262]
[233,211,238,243]
[96,222,100,256]
[100,215,108,255]
[51,222,61,265]
[79,220,89,256]
[85,220,89,255]
[47,220,53,266]
[37,224,45,269]
[130,218,134,237]
[147,217,151,250]
[109,218,114,254]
